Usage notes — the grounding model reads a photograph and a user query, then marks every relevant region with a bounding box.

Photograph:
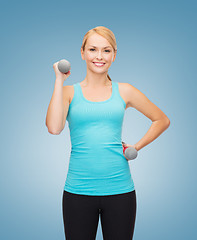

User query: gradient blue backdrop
[1,0,196,239]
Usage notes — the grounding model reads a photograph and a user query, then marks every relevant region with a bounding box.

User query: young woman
[46,26,170,240]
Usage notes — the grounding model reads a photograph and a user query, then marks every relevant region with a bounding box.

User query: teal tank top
[64,80,135,196]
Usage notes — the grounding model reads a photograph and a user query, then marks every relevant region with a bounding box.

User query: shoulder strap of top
[113,81,127,108]
[69,83,81,107]
[113,81,120,97]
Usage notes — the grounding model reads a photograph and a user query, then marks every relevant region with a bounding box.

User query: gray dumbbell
[57,59,71,73]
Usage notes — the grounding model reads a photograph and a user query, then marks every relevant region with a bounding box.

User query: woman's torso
[64,80,135,196]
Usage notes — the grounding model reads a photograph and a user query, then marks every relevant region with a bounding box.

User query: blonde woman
[46,26,170,240]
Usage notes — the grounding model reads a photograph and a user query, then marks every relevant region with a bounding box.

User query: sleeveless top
[64,80,135,196]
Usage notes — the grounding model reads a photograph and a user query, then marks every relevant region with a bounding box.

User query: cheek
[106,54,113,61]
[86,53,95,61]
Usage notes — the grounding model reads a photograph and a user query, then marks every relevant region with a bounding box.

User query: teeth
[94,63,105,66]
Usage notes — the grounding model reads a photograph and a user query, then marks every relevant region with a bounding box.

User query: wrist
[55,78,64,83]
[134,144,140,151]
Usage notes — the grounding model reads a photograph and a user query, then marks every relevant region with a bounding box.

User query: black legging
[62,190,137,240]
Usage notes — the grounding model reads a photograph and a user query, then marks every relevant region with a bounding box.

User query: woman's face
[81,33,116,74]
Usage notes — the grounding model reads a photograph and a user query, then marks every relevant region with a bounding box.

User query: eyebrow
[89,45,112,49]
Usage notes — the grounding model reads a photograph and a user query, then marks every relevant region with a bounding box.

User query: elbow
[45,121,62,135]
[52,131,61,135]
[46,125,61,135]
[48,129,61,135]
[164,117,171,128]
[166,118,170,126]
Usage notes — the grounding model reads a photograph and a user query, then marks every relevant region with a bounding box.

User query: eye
[89,48,111,52]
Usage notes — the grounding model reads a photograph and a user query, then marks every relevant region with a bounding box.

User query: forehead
[87,33,112,48]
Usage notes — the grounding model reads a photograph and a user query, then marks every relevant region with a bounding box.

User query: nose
[96,50,103,60]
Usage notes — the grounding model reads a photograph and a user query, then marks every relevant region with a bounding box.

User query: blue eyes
[90,48,110,52]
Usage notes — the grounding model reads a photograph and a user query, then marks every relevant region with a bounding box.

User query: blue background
[1,0,196,239]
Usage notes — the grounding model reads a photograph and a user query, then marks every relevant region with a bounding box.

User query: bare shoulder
[63,85,74,104]
[119,82,170,122]
[117,82,136,109]
[120,83,148,108]
[118,82,135,92]
[118,82,146,108]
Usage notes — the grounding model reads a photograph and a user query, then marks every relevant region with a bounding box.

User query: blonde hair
[81,26,117,81]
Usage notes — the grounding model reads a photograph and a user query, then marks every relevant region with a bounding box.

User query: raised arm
[45,62,71,135]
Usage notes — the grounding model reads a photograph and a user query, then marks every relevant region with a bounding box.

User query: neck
[83,71,111,88]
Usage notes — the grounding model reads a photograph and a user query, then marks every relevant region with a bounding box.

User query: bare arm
[124,83,170,151]
[45,62,71,135]
[46,79,69,134]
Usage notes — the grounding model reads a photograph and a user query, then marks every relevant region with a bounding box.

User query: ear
[112,50,117,62]
[81,47,85,60]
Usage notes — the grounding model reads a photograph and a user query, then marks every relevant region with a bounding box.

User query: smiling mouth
[93,62,106,67]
